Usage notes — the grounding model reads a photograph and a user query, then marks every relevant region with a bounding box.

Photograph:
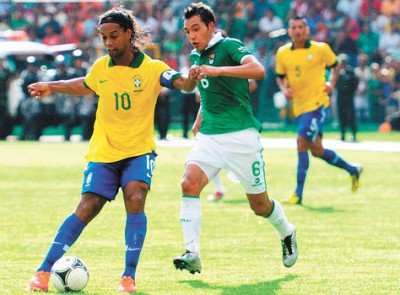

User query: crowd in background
[0,0,399,140]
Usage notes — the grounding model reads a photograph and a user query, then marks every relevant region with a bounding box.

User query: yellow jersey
[84,52,177,162]
[275,40,337,117]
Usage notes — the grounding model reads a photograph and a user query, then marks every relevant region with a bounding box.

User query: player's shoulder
[223,37,245,45]
[92,55,109,66]
[277,42,292,53]
[310,40,331,50]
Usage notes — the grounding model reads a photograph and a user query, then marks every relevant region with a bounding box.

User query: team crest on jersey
[208,53,215,64]
[133,75,143,92]
[307,53,313,60]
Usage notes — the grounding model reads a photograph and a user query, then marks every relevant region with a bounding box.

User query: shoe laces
[35,271,50,281]
[282,235,294,256]
[121,276,135,286]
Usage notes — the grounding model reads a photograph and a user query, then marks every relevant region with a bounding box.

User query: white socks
[180,196,201,254]
[266,199,294,240]
[212,173,225,193]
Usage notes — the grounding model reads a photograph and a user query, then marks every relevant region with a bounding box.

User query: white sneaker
[173,250,202,274]
[281,229,298,267]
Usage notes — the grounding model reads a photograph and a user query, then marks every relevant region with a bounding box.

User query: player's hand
[324,82,334,94]
[199,65,218,77]
[27,82,51,99]
[189,65,203,81]
[283,87,293,100]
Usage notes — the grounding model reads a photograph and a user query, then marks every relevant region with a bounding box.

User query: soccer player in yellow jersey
[27,5,199,293]
[275,16,363,205]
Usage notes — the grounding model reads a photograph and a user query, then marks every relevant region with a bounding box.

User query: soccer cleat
[28,271,50,291]
[173,250,202,274]
[207,191,224,202]
[281,229,298,268]
[351,164,363,192]
[118,276,137,293]
[283,193,301,205]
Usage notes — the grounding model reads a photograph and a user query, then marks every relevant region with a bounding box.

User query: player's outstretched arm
[27,77,93,99]
[173,65,201,92]
[199,55,265,79]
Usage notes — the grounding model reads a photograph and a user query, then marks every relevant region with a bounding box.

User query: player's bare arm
[276,76,293,100]
[27,77,93,99]
[199,55,265,79]
[173,65,201,91]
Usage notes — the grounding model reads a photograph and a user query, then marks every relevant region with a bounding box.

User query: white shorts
[185,128,267,194]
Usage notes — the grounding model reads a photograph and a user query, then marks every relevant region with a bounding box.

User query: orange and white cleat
[118,276,137,293]
[28,271,50,291]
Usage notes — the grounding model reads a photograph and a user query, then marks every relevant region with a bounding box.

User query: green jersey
[189,34,262,134]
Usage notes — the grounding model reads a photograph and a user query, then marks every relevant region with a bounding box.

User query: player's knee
[250,203,270,216]
[181,176,200,195]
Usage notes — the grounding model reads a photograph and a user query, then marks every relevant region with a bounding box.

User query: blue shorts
[297,107,326,142]
[81,153,156,200]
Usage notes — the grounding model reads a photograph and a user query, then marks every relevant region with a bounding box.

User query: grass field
[1,135,400,294]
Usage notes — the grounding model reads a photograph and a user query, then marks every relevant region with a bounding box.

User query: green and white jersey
[190,33,262,134]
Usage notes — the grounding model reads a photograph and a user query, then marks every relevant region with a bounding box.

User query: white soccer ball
[50,256,89,292]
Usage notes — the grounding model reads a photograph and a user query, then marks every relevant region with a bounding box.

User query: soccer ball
[50,256,89,292]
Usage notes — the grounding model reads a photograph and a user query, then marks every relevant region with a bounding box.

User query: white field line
[156,137,400,153]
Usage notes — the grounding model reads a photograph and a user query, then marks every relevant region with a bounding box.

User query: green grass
[1,136,400,294]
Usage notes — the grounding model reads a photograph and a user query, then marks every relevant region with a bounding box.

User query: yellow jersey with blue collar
[276,40,337,117]
[84,52,180,162]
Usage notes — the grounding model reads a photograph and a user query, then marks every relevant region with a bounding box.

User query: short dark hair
[183,2,215,26]
[288,15,309,28]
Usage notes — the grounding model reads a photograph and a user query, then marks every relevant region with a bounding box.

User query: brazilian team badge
[133,75,143,92]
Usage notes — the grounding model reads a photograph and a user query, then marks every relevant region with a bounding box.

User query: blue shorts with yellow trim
[81,153,156,200]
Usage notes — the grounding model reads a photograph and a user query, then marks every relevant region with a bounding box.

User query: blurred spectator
[69,50,96,141]
[332,29,358,67]
[38,12,61,39]
[325,9,344,41]
[290,0,308,17]
[342,14,360,41]
[10,8,30,30]
[53,59,76,141]
[254,0,271,20]
[354,53,372,122]
[357,22,380,58]
[42,25,62,46]
[258,9,284,34]
[179,56,199,139]
[379,21,400,56]
[18,60,42,140]
[162,33,182,56]
[335,54,359,141]
[0,57,14,139]
[228,1,248,40]
[304,4,321,36]
[336,0,362,20]
[62,15,84,44]
[160,7,178,35]
[368,63,385,123]
[381,0,400,16]
[370,8,390,35]
[270,0,291,22]
[380,68,395,120]
[155,88,171,140]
